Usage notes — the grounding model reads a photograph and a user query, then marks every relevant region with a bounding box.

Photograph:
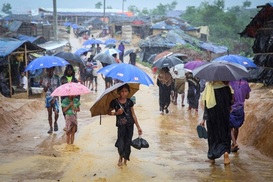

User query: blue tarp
[0,38,26,57]
[140,29,227,54]
[200,42,228,54]
[0,38,45,65]
[151,20,180,30]
[16,34,46,44]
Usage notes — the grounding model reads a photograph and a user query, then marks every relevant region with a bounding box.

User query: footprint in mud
[65,144,80,152]
[94,178,107,182]
[53,143,80,152]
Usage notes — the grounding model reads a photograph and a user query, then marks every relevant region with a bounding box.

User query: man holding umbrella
[41,67,61,134]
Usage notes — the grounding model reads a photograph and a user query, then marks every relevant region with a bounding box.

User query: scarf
[202,81,233,109]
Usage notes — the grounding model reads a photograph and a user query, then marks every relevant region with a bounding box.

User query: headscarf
[158,68,172,86]
[202,81,233,109]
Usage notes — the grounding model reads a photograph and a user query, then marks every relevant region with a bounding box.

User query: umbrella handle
[100,115,102,125]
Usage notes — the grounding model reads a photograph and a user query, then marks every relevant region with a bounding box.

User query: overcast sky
[3,0,271,13]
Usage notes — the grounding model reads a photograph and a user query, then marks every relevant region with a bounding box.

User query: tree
[95,2,102,9]
[243,0,251,8]
[128,5,140,15]
[181,0,257,55]
[2,3,12,14]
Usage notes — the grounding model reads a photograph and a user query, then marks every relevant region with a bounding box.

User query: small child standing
[61,96,80,144]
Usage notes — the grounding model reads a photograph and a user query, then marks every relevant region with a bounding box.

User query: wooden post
[8,56,12,98]
[25,43,29,98]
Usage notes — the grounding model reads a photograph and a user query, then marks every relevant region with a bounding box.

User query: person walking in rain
[85,55,94,90]
[61,95,80,145]
[41,67,61,134]
[91,58,100,92]
[186,72,201,113]
[108,84,142,167]
[171,64,186,106]
[229,79,251,152]
[157,67,173,115]
[200,81,234,165]
[60,64,79,131]
[118,42,125,62]
[96,44,102,54]
[101,63,113,89]
[129,51,136,66]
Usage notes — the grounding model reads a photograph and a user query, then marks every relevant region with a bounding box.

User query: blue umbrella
[74,48,90,56]
[71,24,79,29]
[25,56,69,71]
[63,22,72,27]
[97,63,154,86]
[83,39,104,46]
[104,38,117,45]
[212,54,257,69]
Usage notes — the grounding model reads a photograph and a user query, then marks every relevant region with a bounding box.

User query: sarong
[65,114,78,134]
[174,78,185,94]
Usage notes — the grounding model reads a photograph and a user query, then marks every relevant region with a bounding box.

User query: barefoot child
[61,95,80,144]
[108,84,142,167]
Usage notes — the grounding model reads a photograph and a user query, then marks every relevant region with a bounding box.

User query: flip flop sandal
[54,123,58,131]
[196,125,207,139]
[47,129,53,134]
[231,145,239,152]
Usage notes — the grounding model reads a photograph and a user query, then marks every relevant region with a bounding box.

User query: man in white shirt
[171,64,186,106]
[18,71,28,91]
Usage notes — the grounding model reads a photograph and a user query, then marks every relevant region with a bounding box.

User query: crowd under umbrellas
[22,31,258,167]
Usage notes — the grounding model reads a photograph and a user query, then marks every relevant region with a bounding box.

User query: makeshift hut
[240,3,273,85]
[139,29,227,62]
[0,38,45,97]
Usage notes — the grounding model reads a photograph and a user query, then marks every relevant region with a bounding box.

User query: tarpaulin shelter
[240,3,273,85]
[15,34,47,45]
[139,29,227,62]
[0,38,45,97]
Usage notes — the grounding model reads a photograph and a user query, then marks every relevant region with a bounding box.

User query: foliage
[95,2,102,9]
[181,0,257,55]
[128,1,177,16]
[2,3,12,14]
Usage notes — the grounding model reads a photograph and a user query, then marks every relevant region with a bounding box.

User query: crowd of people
[36,32,252,167]
[154,61,251,165]
[39,39,143,166]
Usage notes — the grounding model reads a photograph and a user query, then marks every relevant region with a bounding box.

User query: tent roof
[16,34,46,44]
[240,3,273,38]
[0,38,45,65]
[0,38,45,57]
[140,29,227,54]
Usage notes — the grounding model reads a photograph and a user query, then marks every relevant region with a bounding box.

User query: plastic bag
[131,137,142,150]
[140,137,149,148]
[131,136,149,150]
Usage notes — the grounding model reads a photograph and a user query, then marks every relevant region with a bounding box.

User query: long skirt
[206,86,232,160]
[115,124,134,161]
[65,114,77,134]
[158,81,171,110]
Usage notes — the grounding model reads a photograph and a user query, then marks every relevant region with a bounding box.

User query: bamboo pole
[8,56,12,98]
[25,43,29,98]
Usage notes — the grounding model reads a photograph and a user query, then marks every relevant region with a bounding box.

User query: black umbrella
[192,61,249,81]
[54,51,84,66]
[124,49,134,57]
[147,54,156,64]
[105,43,116,48]
[94,52,116,64]
[152,55,184,68]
